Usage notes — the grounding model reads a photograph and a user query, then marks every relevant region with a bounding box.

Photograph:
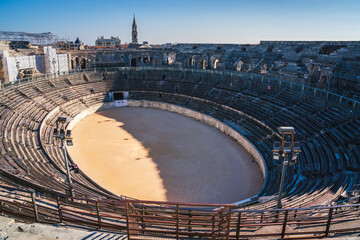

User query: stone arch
[201,60,207,70]
[75,57,80,70]
[213,59,219,69]
[80,58,86,69]
[71,59,75,70]
[131,58,137,67]
[189,58,195,67]
[167,57,173,65]
[236,61,243,71]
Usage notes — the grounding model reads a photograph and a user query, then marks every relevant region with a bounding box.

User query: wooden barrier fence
[0,186,359,239]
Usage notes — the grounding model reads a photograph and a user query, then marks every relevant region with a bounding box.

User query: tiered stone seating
[0,68,358,213]
[115,68,359,208]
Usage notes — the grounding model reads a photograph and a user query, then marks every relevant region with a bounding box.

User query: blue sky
[0,0,359,45]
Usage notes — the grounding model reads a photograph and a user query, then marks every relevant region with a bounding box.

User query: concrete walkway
[0,216,127,240]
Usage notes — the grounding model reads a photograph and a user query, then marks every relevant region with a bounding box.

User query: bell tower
[132,14,138,44]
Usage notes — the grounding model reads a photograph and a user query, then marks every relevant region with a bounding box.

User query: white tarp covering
[57,54,69,73]
[44,46,58,74]
[2,46,69,82]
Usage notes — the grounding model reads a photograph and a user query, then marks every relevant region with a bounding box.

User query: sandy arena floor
[67,107,263,204]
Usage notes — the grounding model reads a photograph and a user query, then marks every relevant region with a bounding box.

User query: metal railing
[0,185,359,239]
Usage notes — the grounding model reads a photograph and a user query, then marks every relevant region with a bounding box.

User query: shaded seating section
[115,68,359,208]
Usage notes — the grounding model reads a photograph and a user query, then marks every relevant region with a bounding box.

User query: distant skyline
[0,0,359,45]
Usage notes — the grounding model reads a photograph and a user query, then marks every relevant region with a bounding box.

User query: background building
[95,36,121,48]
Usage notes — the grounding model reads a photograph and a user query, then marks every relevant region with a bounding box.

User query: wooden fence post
[96,201,101,229]
[31,192,39,223]
[125,202,131,240]
[0,200,4,214]
[226,207,232,240]
[56,196,63,223]
[236,212,241,240]
[281,210,288,239]
[188,210,192,235]
[325,208,334,237]
[141,204,145,231]
[211,215,215,237]
[176,205,179,240]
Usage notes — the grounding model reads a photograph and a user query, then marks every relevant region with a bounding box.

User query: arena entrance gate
[110,91,129,107]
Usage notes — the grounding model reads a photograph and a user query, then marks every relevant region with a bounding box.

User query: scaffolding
[0,31,59,45]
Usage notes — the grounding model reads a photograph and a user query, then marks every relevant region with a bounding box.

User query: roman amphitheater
[0,37,360,239]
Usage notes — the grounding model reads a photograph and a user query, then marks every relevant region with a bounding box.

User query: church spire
[133,14,136,27]
[132,14,138,44]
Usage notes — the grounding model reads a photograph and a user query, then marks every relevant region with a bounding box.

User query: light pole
[273,126,301,209]
[53,117,74,197]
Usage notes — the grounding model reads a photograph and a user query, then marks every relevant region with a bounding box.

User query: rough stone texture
[0,216,14,231]
[0,216,127,240]
[1,40,359,96]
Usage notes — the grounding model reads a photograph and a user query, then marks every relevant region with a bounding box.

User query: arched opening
[143,57,149,63]
[320,75,328,88]
[80,59,86,69]
[75,58,80,70]
[131,58,137,67]
[167,57,173,65]
[71,59,75,70]
[236,61,243,71]
[189,58,194,67]
[214,59,219,69]
[161,74,166,81]
[201,60,207,70]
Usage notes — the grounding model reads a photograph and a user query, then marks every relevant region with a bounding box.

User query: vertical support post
[218,210,223,238]
[62,138,73,197]
[211,215,215,237]
[96,201,101,229]
[0,200,4,214]
[176,205,179,240]
[281,210,288,239]
[236,212,241,240]
[325,208,334,236]
[226,207,232,240]
[56,196,63,223]
[31,191,39,223]
[141,205,145,231]
[125,202,131,240]
[188,210,192,234]
[276,155,287,209]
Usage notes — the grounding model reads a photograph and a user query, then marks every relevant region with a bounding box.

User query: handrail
[0,184,359,239]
